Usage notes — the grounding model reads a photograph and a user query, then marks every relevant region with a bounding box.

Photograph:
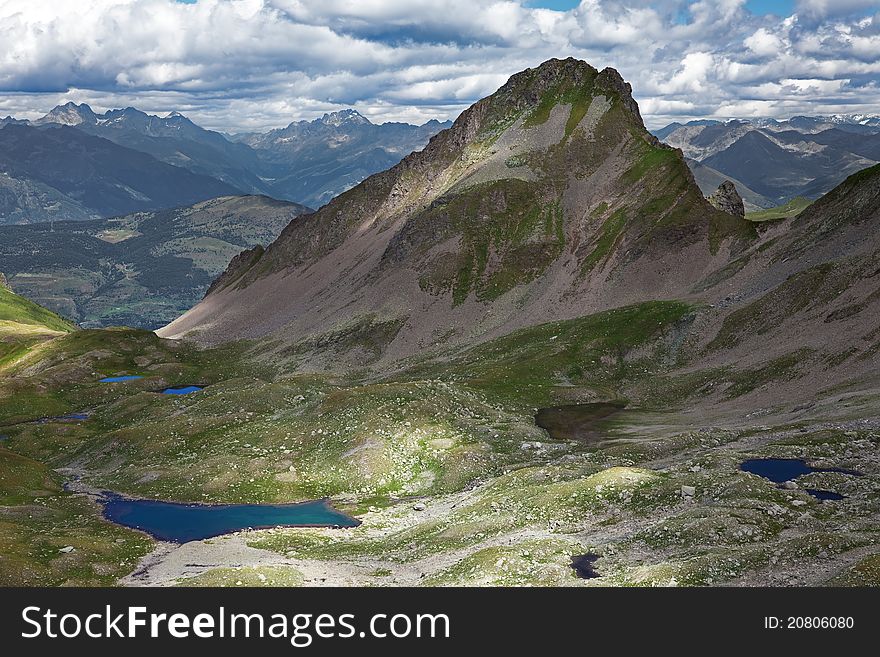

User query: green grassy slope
[0,284,75,334]
[746,196,812,222]
[0,282,76,372]
[0,295,877,587]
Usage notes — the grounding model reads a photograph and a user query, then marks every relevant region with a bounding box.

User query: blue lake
[100,494,360,543]
[740,458,862,483]
[805,489,846,501]
[34,412,89,424]
[740,458,860,501]
[161,385,203,395]
[100,375,143,383]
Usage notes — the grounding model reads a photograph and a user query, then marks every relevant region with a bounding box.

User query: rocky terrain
[0,58,878,588]
[707,181,745,219]
[162,58,752,362]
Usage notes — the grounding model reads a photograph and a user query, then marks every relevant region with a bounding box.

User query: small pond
[535,402,627,442]
[804,489,846,501]
[34,412,90,424]
[570,553,601,579]
[161,385,203,395]
[100,493,360,543]
[100,375,143,383]
[740,458,862,483]
[740,458,861,501]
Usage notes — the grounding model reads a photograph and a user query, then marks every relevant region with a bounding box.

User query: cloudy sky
[0,0,878,132]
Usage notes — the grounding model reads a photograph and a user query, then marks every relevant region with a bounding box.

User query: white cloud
[745,28,784,57]
[796,0,880,19]
[0,0,876,133]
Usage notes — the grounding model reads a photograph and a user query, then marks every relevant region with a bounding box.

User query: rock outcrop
[708,180,745,218]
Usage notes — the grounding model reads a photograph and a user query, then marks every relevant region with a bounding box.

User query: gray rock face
[708,180,745,218]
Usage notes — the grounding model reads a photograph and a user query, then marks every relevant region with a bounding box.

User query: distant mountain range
[653,115,880,209]
[0,195,309,329]
[232,109,452,208]
[0,104,450,224]
[0,123,240,224]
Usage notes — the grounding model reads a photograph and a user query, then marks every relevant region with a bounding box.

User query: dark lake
[804,489,846,501]
[740,458,861,501]
[535,402,626,442]
[161,385,203,395]
[100,375,143,383]
[740,458,862,483]
[570,553,601,579]
[100,493,360,543]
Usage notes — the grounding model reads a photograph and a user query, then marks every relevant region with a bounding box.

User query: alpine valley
[1,58,879,588]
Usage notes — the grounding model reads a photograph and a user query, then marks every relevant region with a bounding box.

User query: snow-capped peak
[319,109,370,127]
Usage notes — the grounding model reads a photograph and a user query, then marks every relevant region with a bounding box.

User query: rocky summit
[161,58,752,368]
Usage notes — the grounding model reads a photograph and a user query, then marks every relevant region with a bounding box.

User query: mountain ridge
[161,58,753,367]
[0,123,240,221]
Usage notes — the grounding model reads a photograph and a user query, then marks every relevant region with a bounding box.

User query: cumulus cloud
[796,0,880,20]
[0,0,876,132]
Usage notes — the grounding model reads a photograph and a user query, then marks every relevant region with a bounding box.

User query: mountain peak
[468,58,648,139]
[36,102,97,126]
[319,109,371,127]
[163,57,752,358]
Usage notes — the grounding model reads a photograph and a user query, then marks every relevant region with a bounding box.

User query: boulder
[707,180,745,218]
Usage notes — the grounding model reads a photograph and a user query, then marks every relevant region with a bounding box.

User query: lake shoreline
[58,468,360,544]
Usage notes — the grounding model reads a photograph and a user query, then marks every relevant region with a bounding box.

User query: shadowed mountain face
[0,124,240,223]
[162,58,754,366]
[701,130,874,202]
[655,117,880,208]
[63,106,268,195]
[0,195,310,329]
